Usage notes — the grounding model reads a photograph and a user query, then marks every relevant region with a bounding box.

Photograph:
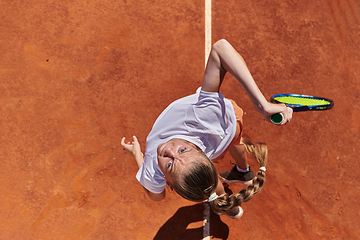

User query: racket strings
[273,96,331,106]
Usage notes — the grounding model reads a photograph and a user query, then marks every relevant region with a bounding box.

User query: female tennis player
[121,39,292,219]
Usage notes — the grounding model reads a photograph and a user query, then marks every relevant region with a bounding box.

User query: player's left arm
[121,136,144,168]
[121,136,166,201]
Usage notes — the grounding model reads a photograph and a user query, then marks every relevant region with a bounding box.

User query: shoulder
[136,154,166,194]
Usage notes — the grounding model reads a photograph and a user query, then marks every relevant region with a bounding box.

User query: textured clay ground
[0,0,359,239]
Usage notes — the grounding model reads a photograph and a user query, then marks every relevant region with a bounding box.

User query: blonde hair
[172,138,268,214]
[210,138,268,214]
[172,151,218,202]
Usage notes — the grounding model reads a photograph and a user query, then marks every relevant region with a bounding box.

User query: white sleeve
[136,154,166,194]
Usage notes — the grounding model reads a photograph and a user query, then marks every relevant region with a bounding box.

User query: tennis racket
[270,94,334,124]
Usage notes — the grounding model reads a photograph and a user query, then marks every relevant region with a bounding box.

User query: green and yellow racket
[270,94,334,124]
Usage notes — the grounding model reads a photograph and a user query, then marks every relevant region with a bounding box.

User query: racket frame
[270,94,334,112]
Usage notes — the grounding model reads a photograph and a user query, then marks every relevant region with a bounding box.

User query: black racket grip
[270,113,283,124]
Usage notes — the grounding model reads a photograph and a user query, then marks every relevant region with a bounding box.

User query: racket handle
[271,113,283,124]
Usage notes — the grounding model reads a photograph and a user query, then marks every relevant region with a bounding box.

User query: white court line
[203,0,212,239]
[203,202,211,239]
[205,0,212,68]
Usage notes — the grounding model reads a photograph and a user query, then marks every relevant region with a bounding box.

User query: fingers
[121,136,143,159]
[286,107,293,120]
[121,137,132,150]
[280,107,293,125]
[121,136,140,150]
[121,137,128,152]
[268,103,293,125]
[121,137,126,147]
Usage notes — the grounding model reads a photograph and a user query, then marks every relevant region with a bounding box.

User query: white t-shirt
[136,88,237,193]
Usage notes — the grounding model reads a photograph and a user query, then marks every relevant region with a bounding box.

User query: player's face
[157,139,199,184]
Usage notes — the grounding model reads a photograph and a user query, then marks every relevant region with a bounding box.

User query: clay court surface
[1,0,360,239]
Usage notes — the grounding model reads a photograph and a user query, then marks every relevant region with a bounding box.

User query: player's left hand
[121,136,143,158]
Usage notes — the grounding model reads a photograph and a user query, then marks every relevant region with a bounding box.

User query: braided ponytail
[210,138,268,214]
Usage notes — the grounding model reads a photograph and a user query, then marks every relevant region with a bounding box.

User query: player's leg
[220,144,255,185]
[228,144,248,169]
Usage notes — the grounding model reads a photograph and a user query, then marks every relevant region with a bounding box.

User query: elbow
[212,39,241,57]
[213,39,246,64]
[212,39,231,51]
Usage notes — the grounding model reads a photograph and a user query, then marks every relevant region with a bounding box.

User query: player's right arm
[201,39,292,124]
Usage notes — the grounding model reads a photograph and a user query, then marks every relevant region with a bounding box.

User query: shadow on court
[154,203,229,240]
